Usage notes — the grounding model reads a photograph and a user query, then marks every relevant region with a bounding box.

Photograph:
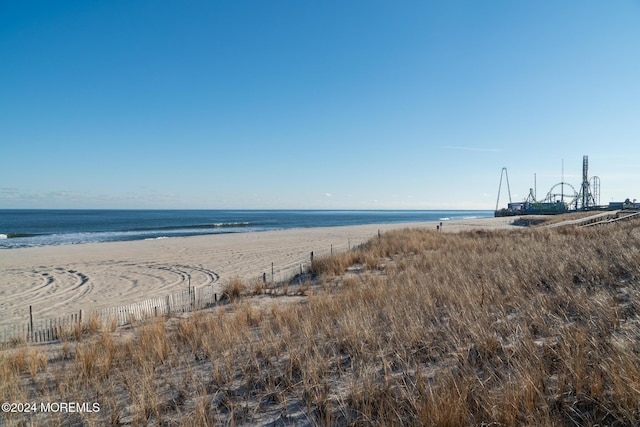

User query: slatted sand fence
[0,310,85,346]
[255,236,370,286]
[0,284,219,346]
[96,284,219,326]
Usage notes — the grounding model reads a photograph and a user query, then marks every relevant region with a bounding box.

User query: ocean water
[0,210,492,249]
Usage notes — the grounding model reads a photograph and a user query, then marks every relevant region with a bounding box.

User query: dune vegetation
[2,217,640,426]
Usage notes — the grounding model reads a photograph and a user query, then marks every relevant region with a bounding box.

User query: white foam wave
[0,234,7,239]
[212,221,251,227]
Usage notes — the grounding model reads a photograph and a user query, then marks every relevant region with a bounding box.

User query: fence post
[29,305,34,341]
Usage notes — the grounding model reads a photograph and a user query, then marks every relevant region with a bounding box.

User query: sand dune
[0,216,516,326]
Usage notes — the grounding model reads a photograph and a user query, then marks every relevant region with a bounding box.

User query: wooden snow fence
[0,284,218,346]
[0,311,84,346]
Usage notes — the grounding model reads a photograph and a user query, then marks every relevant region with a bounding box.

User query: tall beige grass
[2,218,640,425]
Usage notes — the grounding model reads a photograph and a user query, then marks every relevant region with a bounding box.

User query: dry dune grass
[3,219,640,425]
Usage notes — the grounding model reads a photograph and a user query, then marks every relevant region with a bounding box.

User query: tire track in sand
[0,262,220,326]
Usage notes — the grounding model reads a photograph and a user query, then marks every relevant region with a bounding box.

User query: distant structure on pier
[495,155,636,217]
[578,155,599,210]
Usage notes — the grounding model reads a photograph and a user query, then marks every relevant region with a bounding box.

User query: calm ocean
[0,210,492,249]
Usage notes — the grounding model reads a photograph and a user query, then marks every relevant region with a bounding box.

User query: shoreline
[0,216,516,327]
[0,209,494,250]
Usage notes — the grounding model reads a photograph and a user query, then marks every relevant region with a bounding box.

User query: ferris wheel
[544,182,578,206]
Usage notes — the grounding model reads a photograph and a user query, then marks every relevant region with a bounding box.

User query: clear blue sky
[1,1,639,209]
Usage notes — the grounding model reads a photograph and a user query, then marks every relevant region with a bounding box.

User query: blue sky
[1,1,639,209]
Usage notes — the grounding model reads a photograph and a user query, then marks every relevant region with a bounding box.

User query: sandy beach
[0,216,516,327]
